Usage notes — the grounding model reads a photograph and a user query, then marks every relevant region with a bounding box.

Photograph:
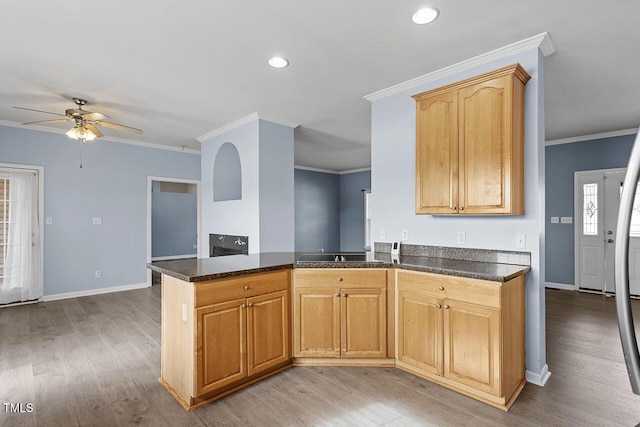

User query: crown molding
[546,128,637,146]
[197,112,299,143]
[0,119,201,154]
[364,32,556,102]
[295,165,371,175]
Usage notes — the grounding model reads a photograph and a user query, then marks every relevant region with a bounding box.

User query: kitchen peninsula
[148,246,530,412]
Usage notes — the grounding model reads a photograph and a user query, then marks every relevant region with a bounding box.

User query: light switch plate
[46,217,53,225]
[561,217,573,224]
[401,230,408,241]
[380,229,386,240]
[92,217,102,225]
[516,234,526,248]
[551,217,559,224]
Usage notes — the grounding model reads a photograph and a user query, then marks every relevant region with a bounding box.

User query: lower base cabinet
[396,270,525,411]
[161,270,291,411]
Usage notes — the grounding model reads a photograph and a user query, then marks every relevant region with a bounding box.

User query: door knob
[608,239,614,243]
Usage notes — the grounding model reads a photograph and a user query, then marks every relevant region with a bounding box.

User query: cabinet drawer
[294,269,387,289]
[195,270,290,307]
[397,270,501,308]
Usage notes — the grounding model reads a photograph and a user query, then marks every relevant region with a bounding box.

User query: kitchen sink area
[296,253,382,263]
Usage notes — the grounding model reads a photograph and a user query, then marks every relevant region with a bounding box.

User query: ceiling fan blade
[81,112,110,121]
[85,123,103,138]
[13,106,67,117]
[23,118,71,125]
[65,108,110,120]
[95,121,143,134]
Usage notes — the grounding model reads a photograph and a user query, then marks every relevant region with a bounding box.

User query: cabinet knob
[241,304,246,308]
[438,286,444,291]
[338,277,343,281]
[444,304,449,309]
[244,285,250,290]
[460,206,464,211]
[248,303,254,307]
[342,293,348,297]
[436,303,441,309]
[452,206,457,210]
[335,293,340,297]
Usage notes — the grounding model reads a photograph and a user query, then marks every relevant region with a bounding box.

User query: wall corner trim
[363,32,555,102]
[39,282,150,302]
[197,112,299,142]
[526,364,551,387]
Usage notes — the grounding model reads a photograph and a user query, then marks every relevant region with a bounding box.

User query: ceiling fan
[14,97,143,142]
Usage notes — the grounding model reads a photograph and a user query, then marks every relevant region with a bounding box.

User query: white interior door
[575,172,605,291]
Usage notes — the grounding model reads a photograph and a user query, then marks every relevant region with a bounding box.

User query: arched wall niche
[213,142,242,201]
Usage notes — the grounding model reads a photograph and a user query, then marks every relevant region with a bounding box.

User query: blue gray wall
[545,134,635,285]
[369,48,547,381]
[0,125,200,297]
[151,181,197,258]
[295,169,340,252]
[340,170,371,251]
[259,120,295,252]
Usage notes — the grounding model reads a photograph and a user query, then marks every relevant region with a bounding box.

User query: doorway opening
[574,168,640,295]
[146,176,201,286]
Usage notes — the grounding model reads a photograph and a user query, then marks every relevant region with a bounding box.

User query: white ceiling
[1,1,639,172]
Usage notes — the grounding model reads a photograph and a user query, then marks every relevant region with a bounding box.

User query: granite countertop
[148,251,529,283]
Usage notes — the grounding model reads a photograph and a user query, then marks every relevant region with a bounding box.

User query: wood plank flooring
[1,286,640,426]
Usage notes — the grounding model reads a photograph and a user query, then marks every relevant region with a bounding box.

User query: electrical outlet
[92,217,102,225]
[457,232,466,245]
[551,217,559,224]
[401,230,409,241]
[95,270,101,278]
[193,244,197,249]
[561,217,573,224]
[380,229,386,240]
[516,234,526,248]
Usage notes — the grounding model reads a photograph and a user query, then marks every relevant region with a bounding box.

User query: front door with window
[575,168,640,295]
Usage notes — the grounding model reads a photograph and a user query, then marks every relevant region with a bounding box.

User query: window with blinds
[0,178,8,287]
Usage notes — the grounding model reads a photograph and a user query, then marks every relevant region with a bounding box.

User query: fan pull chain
[80,143,83,168]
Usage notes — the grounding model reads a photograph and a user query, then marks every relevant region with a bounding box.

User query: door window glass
[583,183,598,235]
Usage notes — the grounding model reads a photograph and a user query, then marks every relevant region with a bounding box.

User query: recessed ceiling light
[412,7,439,24]
[268,57,289,68]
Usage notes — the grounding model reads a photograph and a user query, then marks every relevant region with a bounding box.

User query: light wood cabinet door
[196,298,247,396]
[443,299,501,396]
[341,288,387,358]
[247,290,290,376]
[397,290,443,376]
[458,76,513,214]
[415,91,459,214]
[294,287,341,357]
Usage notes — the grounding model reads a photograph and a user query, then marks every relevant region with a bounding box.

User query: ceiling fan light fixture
[66,125,97,142]
[268,56,289,68]
[412,7,439,24]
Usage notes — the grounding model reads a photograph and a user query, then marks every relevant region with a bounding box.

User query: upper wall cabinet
[412,64,531,215]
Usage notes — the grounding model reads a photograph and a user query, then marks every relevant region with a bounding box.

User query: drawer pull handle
[444,304,449,309]
[436,303,441,309]
[244,285,250,290]
[438,286,444,291]
[338,277,344,282]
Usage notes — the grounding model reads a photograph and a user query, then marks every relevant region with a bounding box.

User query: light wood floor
[2,286,640,426]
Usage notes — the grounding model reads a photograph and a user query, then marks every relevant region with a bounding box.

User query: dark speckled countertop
[148,250,529,283]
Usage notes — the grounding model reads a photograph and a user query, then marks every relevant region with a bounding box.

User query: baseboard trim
[40,282,150,302]
[151,254,197,261]
[545,282,576,291]
[526,364,551,386]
